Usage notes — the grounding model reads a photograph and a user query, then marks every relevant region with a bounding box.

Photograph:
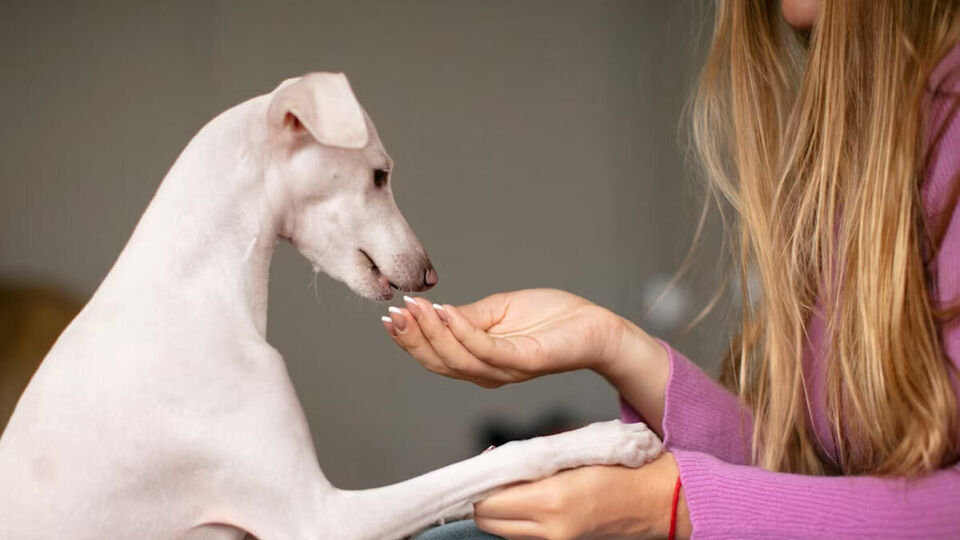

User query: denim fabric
[413,519,503,540]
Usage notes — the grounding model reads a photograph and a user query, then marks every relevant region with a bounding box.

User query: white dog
[0,73,661,540]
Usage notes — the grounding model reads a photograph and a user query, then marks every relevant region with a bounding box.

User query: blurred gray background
[0,0,728,489]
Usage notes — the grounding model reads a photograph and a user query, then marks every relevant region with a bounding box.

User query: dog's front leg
[319,420,661,540]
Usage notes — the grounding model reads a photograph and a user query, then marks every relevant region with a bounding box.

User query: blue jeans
[413,519,503,540]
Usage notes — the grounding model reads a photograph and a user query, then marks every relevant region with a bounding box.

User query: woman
[387,0,960,538]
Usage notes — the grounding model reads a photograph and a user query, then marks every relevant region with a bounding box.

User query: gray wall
[0,0,725,489]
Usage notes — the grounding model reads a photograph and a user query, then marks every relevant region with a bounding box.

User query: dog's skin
[0,73,662,540]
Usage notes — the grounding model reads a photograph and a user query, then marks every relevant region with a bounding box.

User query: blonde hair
[693,0,960,476]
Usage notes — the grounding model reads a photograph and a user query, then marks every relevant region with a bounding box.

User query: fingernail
[403,296,421,320]
[381,316,399,337]
[387,307,408,332]
[433,303,449,323]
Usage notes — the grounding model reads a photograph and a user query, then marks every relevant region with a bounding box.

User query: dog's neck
[97,95,285,340]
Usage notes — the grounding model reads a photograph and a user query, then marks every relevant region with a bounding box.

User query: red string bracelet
[668,474,682,540]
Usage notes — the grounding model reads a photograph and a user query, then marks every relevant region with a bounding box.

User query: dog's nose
[424,265,439,289]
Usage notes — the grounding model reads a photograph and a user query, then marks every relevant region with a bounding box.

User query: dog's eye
[373,168,389,188]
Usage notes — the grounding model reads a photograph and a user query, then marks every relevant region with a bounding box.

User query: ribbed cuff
[673,450,797,540]
[655,340,752,464]
[672,450,738,540]
[655,338,689,449]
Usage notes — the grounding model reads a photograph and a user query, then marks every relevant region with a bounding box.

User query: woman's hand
[381,289,635,388]
[472,452,690,540]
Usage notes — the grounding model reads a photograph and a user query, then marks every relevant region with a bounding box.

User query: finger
[387,305,502,387]
[437,303,526,372]
[457,293,510,330]
[403,296,512,385]
[385,307,455,377]
[473,516,544,540]
[380,316,398,337]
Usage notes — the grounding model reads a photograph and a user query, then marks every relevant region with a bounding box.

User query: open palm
[384,289,623,388]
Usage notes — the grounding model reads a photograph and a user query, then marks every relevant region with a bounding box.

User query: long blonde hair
[693,0,960,476]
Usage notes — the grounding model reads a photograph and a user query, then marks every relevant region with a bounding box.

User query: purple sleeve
[623,339,960,539]
[673,449,960,539]
[621,339,960,540]
[620,341,752,464]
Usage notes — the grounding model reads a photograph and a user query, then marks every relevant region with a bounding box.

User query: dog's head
[264,73,436,301]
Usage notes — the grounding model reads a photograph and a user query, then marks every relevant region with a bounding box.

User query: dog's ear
[267,73,370,149]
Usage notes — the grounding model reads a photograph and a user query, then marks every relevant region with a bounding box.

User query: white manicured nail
[381,316,392,323]
[403,295,416,304]
[433,303,449,323]
[388,306,403,315]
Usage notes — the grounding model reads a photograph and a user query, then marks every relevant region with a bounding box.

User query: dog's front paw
[561,420,663,469]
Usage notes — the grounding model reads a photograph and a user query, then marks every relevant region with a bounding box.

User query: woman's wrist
[595,314,663,379]
[645,453,691,540]
[592,312,671,434]
[604,453,691,540]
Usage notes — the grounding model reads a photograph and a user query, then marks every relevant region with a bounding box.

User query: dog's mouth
[359,249,399,300]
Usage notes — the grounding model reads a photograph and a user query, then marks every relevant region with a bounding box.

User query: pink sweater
[621,44,960,539]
